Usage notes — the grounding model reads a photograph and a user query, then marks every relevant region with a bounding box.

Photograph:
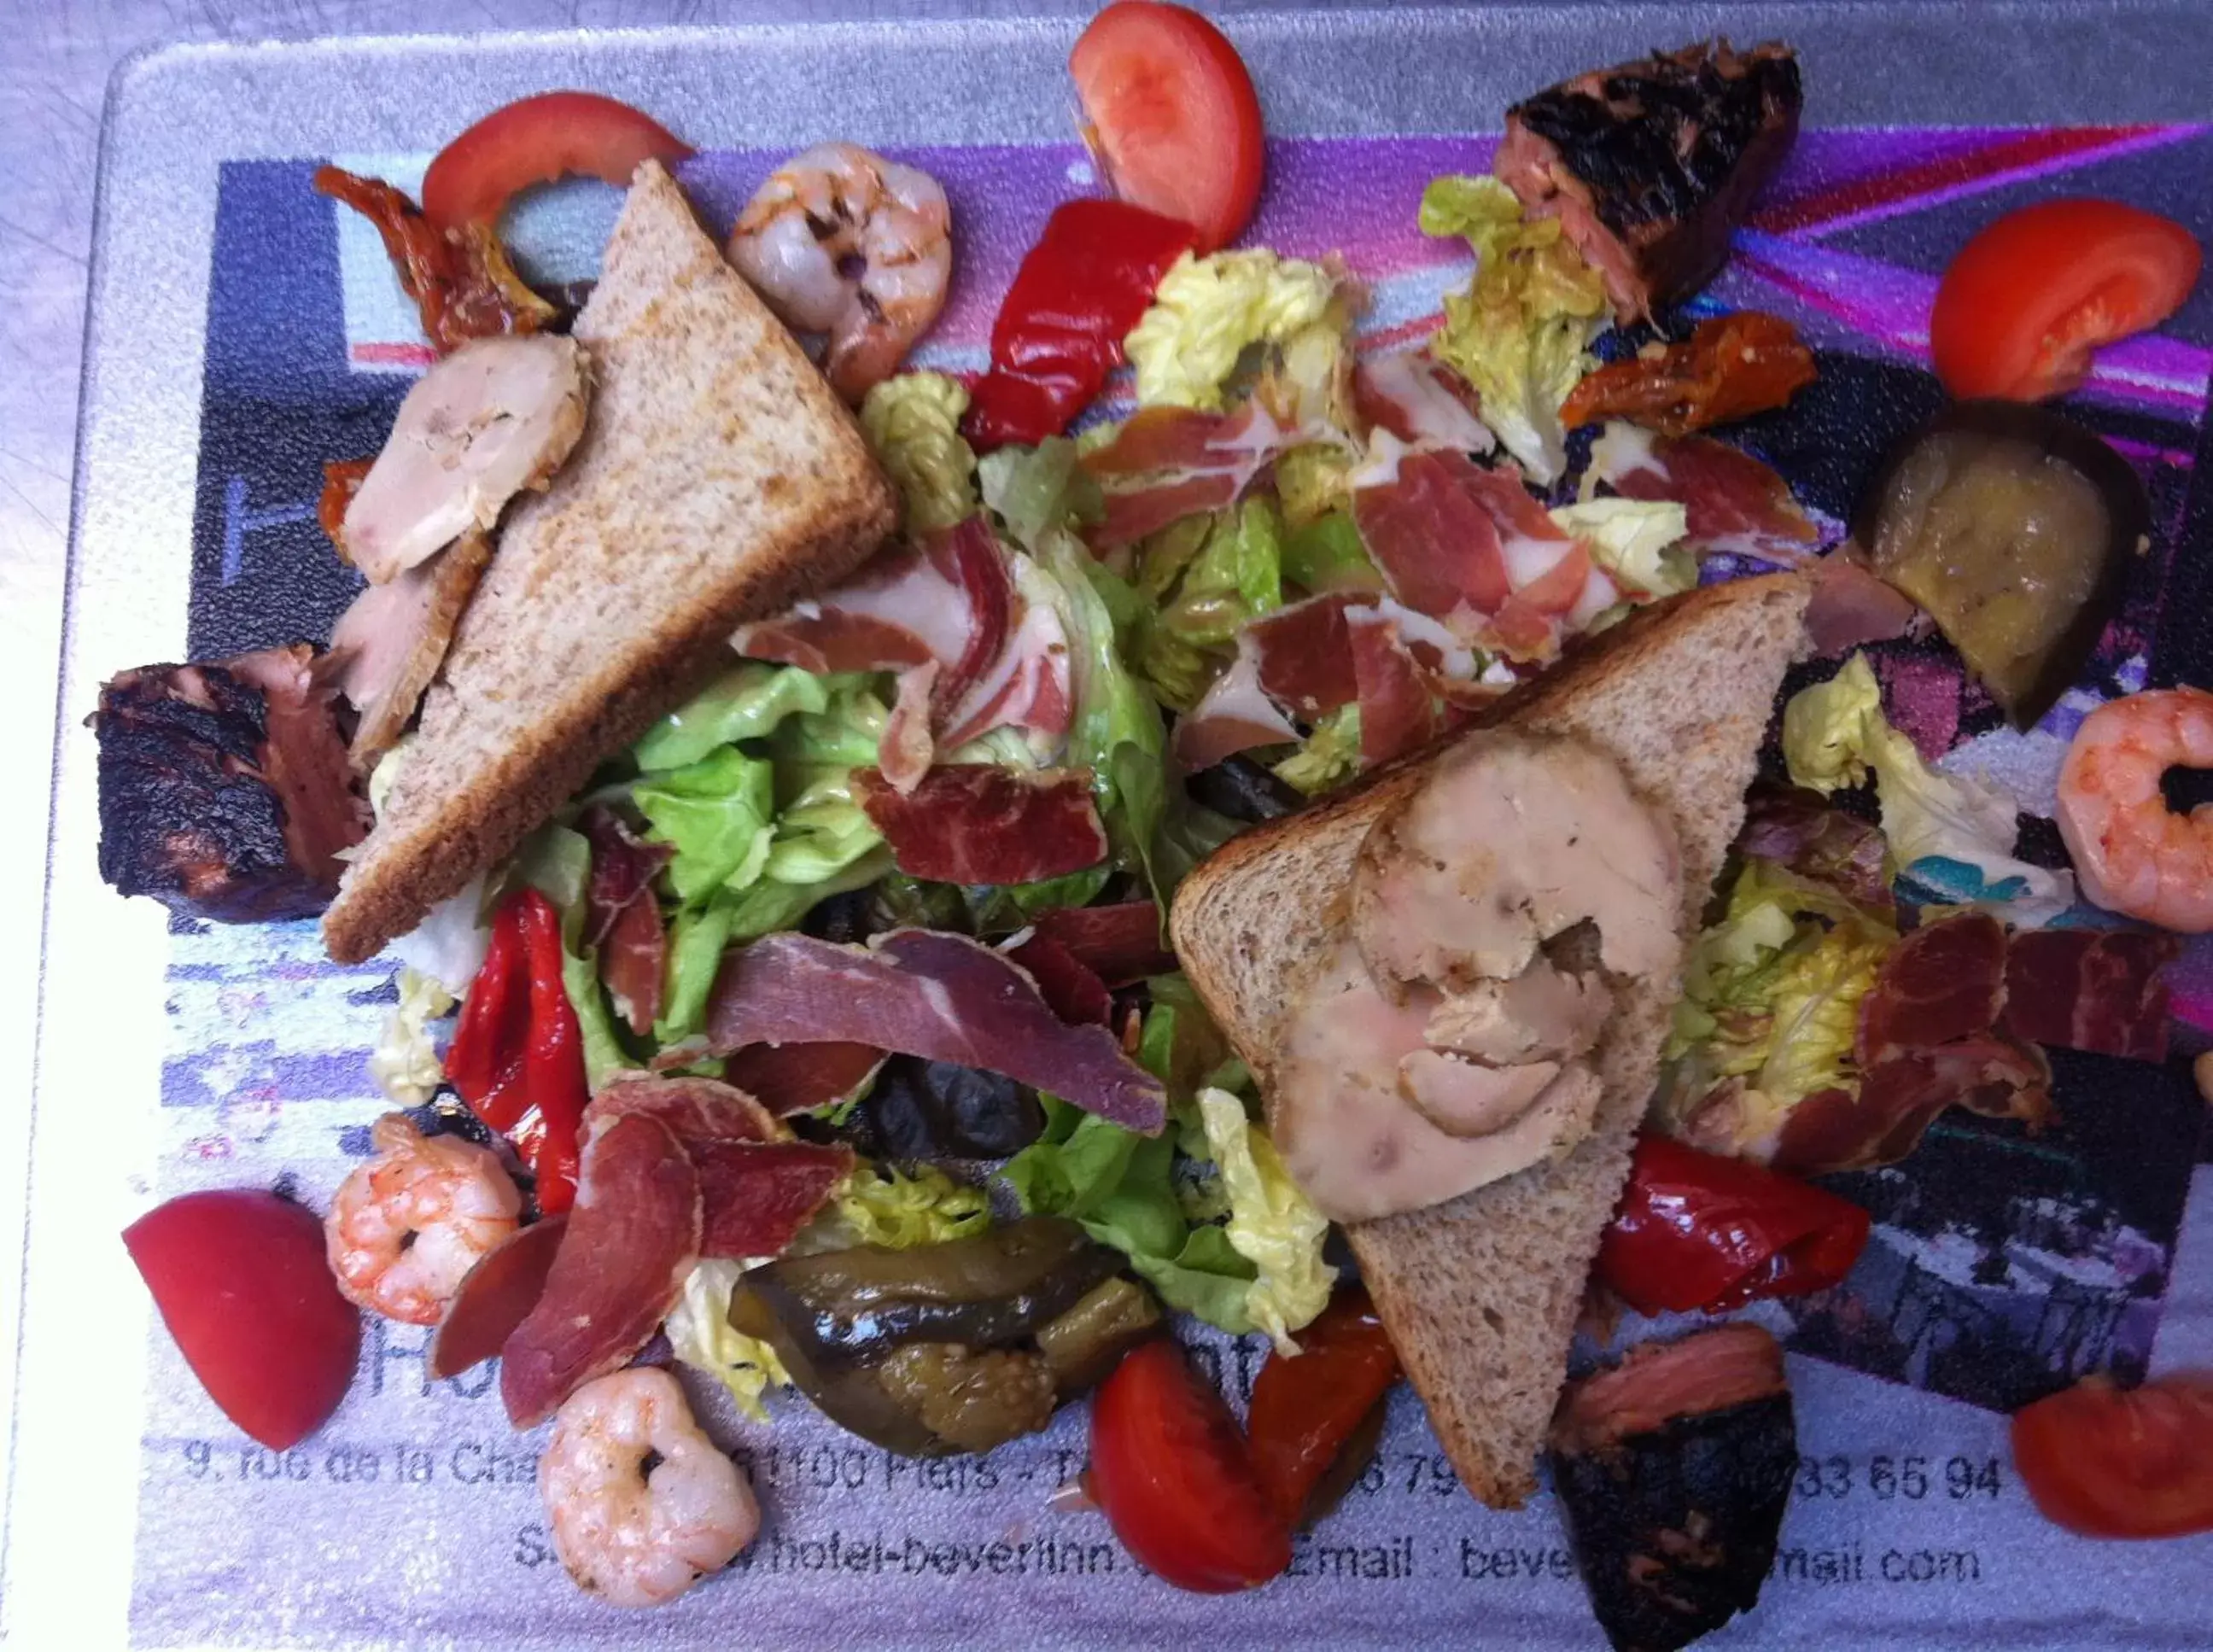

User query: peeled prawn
[2057,686,2213,931]
[540,1366,758,1607]
[324,1114,521,1325]
[725,142,952,403]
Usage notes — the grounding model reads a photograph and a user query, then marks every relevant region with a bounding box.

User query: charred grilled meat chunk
[1499,41,1802,321]
[1548,1324,1796,1652]
[93,646,371,923]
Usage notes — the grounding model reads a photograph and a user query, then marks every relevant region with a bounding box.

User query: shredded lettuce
[1783,653,2076,925]
[808,1161,992,1252]
[978,436,1102,552]
[859,370,978,534]
[666,1258,791,1423]
[1274,703,1363,795]
[1195,1086,1334,1355]
[1419,173,1607,484]
[633,664,834,773]
[1124,249,1348,412]
[369,967,453,1106]
[1550,499,1695,598]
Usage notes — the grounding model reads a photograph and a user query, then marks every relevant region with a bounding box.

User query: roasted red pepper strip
[445,896,529,1127]
[1247,1284,1400,1524]
[513,889,590,1214]
[962,198,1198,450]
[1597,1134,1871,1316]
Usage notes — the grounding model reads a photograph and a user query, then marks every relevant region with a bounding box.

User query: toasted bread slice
[1171,572,1811,1507]
[324,161,896,964]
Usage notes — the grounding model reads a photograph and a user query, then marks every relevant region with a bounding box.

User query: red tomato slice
[123,1190,361,1451]
[1069,2,1265,253]
[1930,198,2201,401]
[1247,1284,1399,1523]
[1089,1339,1291,1591]
[420,91,692,232]
[2012,1374,2213,1538]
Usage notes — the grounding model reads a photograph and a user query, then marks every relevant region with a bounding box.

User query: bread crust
[323,161,896,964]
[1171,572,1813,1507]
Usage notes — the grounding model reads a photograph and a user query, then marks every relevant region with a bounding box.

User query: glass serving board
[22,4,2213,1648]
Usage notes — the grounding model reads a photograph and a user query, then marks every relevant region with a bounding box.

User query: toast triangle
[324,161,896,963]
[1171,571,1811,1506]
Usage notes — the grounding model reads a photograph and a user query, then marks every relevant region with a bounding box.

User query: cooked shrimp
[2057,686,2213,931]
[725,142,952,403]
[540,1367,758,1608]
[324,1114,520,1325]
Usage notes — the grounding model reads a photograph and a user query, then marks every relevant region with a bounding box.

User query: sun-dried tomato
[1562,311,1817,436]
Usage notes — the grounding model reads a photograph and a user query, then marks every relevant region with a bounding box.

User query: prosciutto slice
[1172,645,1299,773]
[1248,593,1363,718]
[1030,902,1177,985]
[1352,353,1493,452]
[581,808,673,1036]
[499,1113,701,1427]
[1347,607,1439,767]
[584,1075,852,1261]
[1591,424,1821,566]
[852,765,1108,885]
[1083,403,1307,550]
[1004,932,1116,1027]
[718,1041,887,1117]
[704,929,1168,1132]
[693,1141,857,1258]
[427,1214,567,1381]
[1352,437,1619,660]
[2000,928,2177,1063]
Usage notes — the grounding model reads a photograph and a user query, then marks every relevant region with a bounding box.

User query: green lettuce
[859,370,978,534]
[1195,1086,1334,1354]
[561,941,634,1090]
[1783,653,2076,925]
[1274,703,1363,796]
[368,967,454,1107]
[634,746,776,906]
[804,1160,992,1252]
[1124,249,1350,412]
[633,664,833,773]
[1282,510,1379,595]
[978,437,1102,552]
[1275,444,1355,531]
[1550,498,1695,598]
[1420,173,1607,484]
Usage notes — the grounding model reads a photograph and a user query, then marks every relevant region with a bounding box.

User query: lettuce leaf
[368,967,453,1106]
[633,664,834,773]
[1550,498,1694,598]
[1275,444,1355,531]
[1783,653,2076,925]
[1274,703,1363,796]
[1420,173,1607,484]
[1124,249,1349,412]
[806,1160,991,1252]
[859,370,978,534]
[978,436,1102,553]
[634,746,776,906]
[666,1258,791,1423]
[1195,1086,1334,1354]
[1282,510,1378,595]
[560,940,633,1091]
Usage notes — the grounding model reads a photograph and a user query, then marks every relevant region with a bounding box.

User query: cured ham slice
[1172,646,1299,773]
[584,1073,781,1145]
[1004,931,1116,1027]
[1248,593,1362,718]
[1347,608,1439,767]
[1083,403,1307,551]
[427,1214,567,1381]
[1591,424,1821,566]
[704,930,1168,1132]
[718,1041,887,1117]
[692,1141,856,1258]
[2000,928,2177,1063]
[1351,437,1619,660]
[581,808,674,1036]
[1030,901,1178,985]
[852,765,1108,885]
[735,522,1070,791]
[1803,555,1920,657]
[499,1113,701,1427]
[1858,911,2009,1063]
[1353,353,1493,452]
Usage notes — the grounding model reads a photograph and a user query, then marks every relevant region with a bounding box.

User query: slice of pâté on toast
[1171,572,1811,1507]
[324,160,896,964]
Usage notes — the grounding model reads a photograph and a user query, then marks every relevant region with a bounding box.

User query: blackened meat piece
[93,646,371,923]
[1498,41,1802,320]
[1548,1325,1796,1652]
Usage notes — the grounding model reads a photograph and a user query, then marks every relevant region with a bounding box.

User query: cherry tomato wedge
[1089,1339,1291,1591]
[1930,198,2201,402]
[420,91,692,233]
[1069,2,1265,253]
[1247,1284,1400,1524]
[2012,1374,2213,1538]
[123,1189,361,1451]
